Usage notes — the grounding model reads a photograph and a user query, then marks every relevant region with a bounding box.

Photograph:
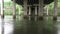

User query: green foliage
[49,0,60,16]
[4,10,12,15]
[58,2,60,7]
[4,1,12,8]
[4,1,23,15]
[49,2,54,10]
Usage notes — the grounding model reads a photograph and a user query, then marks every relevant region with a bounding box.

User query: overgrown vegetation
[49,1,60,16]
[3,0,23,15]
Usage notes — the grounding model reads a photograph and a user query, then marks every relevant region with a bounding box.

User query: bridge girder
[12,0,53,5]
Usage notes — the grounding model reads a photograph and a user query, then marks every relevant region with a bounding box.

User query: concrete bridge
[1,0,58,20]
[0,0,59,34]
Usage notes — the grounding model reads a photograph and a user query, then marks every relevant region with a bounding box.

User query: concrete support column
[29,6,31,16]
[24,0,27,16]
[35,6,37,16]
[46,5,49,16]
[53,0,58,20]
[1,0,4,18]
[19,5,20,16]
[35,6,38,21]
[12,0,16,18]
[38,0,44,20]
[28,6,31,20]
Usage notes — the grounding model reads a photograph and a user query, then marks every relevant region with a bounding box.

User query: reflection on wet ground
[0,16,60,34]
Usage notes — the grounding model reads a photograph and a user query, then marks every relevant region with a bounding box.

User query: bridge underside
[0,0,58,20]
[14,0,53,5]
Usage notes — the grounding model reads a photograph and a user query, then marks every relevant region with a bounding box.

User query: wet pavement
[0,16,60,34]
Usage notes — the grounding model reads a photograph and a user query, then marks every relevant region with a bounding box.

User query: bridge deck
[14,0,53,5]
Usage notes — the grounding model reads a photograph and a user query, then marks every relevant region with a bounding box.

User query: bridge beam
[53,0,58,20]
[12,0,16,18]
[38,0,44,20]
[1,0,4,18]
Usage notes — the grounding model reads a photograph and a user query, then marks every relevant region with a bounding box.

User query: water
[0,16,60,34]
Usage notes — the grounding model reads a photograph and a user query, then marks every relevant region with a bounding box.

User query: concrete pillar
[1,0,4,18]
[12,0,16,18]
[29,6,31,16]
[35,6,37,16]
[24,0,27,16]
[38,0,44,20]
[53,0,58,20]
[28,6,31,20]
[46,5,49,16]
[35,6,38,21]
[19,5,20,16]
[1,19,4,34]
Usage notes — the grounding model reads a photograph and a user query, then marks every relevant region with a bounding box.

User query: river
[0,16,60,34]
